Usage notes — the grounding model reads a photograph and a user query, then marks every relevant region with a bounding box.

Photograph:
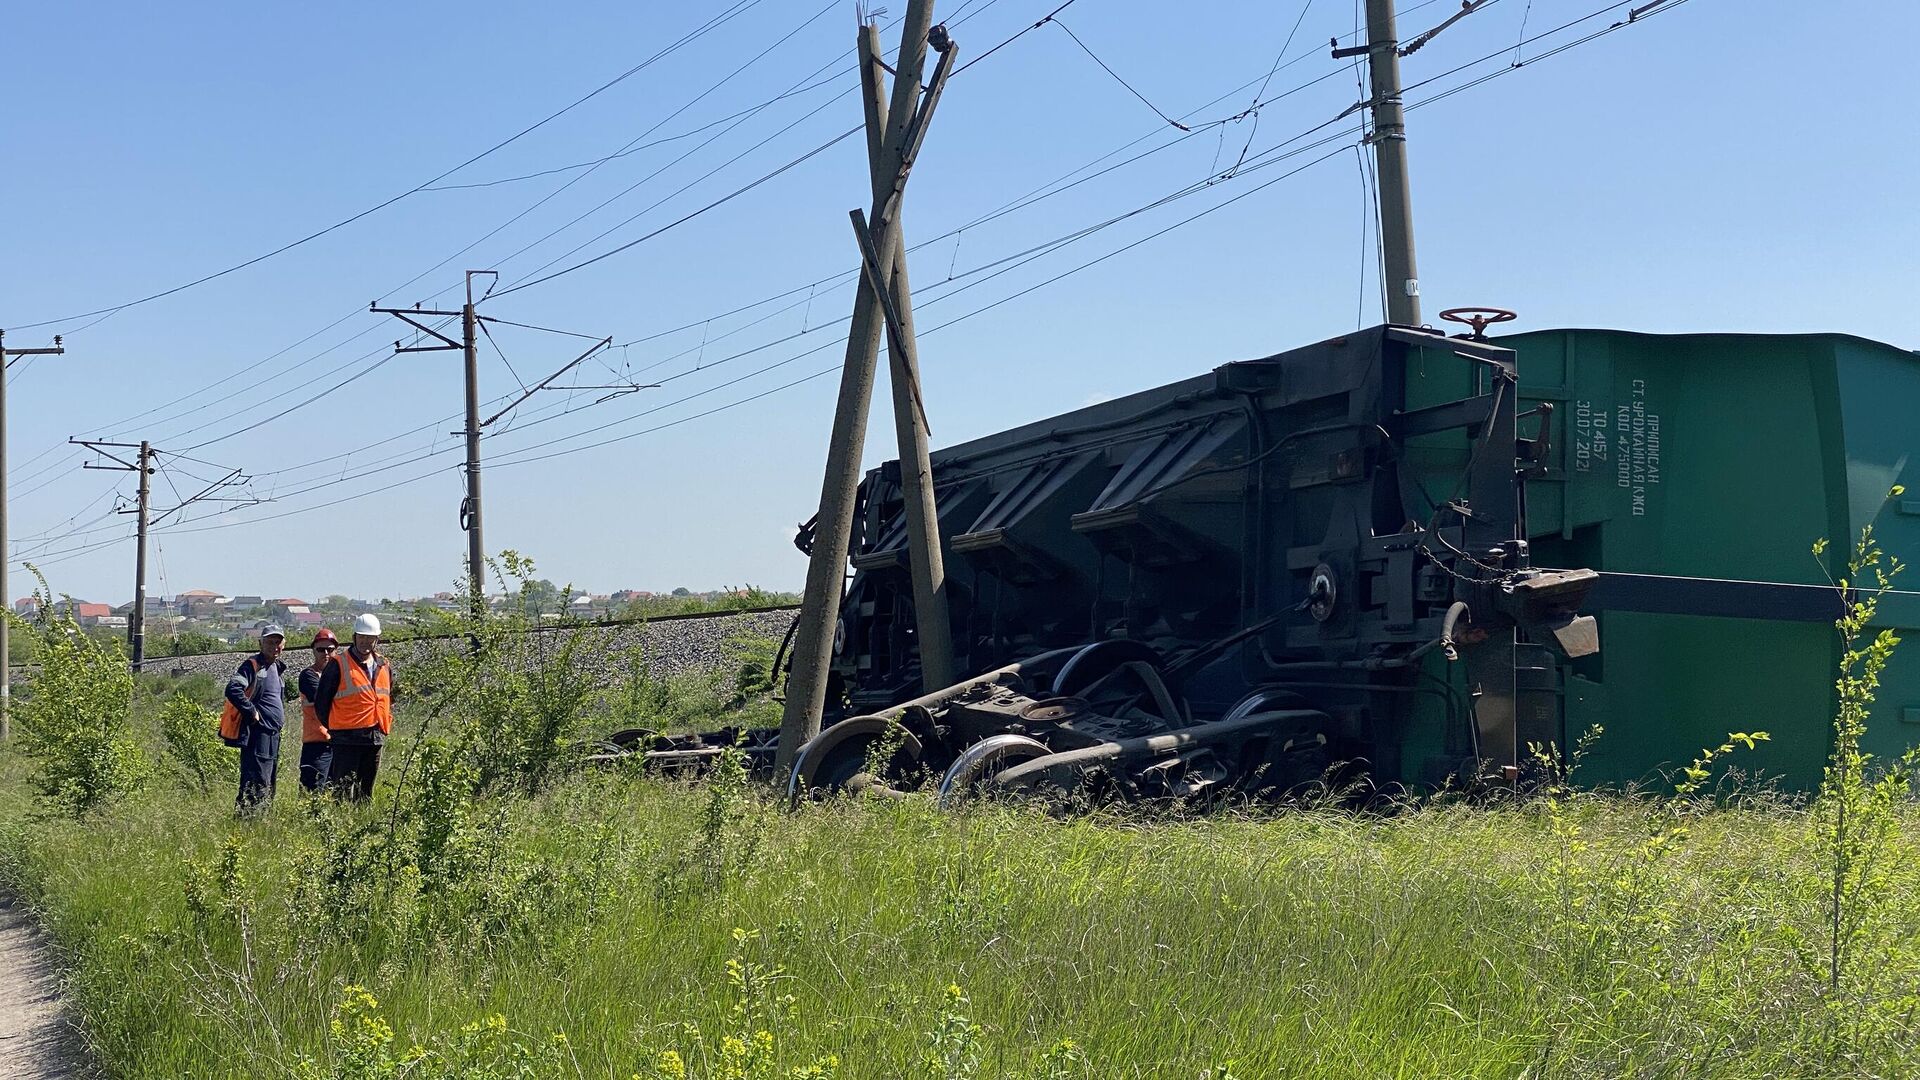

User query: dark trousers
[299,740,333,793]
[237,724,281,810]
[329,742,382,801]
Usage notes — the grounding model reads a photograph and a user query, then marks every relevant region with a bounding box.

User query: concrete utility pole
[371,268,497,621]
[462,275,486,621]
[1362,0,1422,325]
[0,330,67,737]
[131,441,152,671]
[65,439,247,674]
[71,438,159,672]
[778,0,954,777]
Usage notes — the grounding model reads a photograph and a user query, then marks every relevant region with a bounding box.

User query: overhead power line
[18,0,1699,557]
[1051,19,1192,131]
[74,1,1367,503]
[32,0,1047,470]
[109,124,1361,543]
[488,126,863,299]
[63,0,873,454]
[6,0,771,334]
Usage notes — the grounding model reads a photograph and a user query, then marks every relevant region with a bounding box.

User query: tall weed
[6,570,147,815]
[1803,486,1920,1054]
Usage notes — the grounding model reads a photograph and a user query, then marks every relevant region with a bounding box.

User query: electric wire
[418,73,849,192]
[487,2,1347,303]
[476,317,610,341]
[488,125,862,299]
[12,33,1399,545]
[37,0,1186,468]
[1050,18,1191,131]
[486,135,1360,467]
[6,0,771,334]
[19,0,1696,557]
[462,3,1699,472]
[177,347,404,453]
[131,124,1363,536]
[67,0,853,447]
[78,0,858,456]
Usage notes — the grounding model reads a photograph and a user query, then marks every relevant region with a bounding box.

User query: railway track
[138,606,800,683]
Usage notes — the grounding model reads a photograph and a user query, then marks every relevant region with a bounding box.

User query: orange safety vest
[328,649,393,734]
[300,666,329,743]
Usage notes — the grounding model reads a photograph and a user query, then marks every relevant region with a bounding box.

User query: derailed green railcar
[753,326,1918,798]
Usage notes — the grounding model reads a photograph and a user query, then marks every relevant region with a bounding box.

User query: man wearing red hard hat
[296,627,339,793]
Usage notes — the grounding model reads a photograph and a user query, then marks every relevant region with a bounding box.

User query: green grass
[3,737,1918,1079]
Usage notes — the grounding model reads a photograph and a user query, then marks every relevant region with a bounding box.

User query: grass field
[3,538,1917,1079]
[3,735,1919,1079]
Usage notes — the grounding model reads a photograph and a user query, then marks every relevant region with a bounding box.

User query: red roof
[72,603,112,619]
[178,589,219,598]
[291,612,331,628]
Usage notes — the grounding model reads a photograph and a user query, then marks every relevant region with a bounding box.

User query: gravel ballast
[146,609,799,685]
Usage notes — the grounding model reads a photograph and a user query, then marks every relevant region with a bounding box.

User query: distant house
[231,595,265,610]
[116,596,174,618]
[291,612,331,629]
[94,615,128,630]
[178,589,223,616]
[13,597,38,615]
[268,598,309,617]
[71,602,113,626]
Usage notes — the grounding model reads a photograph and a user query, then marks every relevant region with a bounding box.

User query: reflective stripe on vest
[329,651,392,733]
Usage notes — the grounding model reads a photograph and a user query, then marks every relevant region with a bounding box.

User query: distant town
[18,582,794,653]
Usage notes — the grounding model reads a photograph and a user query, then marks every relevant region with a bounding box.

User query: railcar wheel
[935,734,1053,808]
[785,716,925,805]
[605,727,660,751]
[1052,641,1162,698]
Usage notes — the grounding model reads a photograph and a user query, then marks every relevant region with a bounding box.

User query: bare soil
[0,897,88,1080]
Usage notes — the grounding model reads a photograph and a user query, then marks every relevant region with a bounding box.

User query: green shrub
[407,552,603,793]
[7,571,148,815]
[157,693,233,794]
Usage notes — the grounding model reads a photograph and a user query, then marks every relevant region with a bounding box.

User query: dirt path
[0,897,87,1079]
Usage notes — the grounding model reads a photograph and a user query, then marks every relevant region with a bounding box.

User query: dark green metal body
[1497,330,1920,789]
[824,327,1918,793]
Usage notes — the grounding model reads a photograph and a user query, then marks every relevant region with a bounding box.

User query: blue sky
[2,0,1914,606]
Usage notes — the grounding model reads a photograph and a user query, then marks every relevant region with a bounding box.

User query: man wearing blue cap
[227,623,288,811]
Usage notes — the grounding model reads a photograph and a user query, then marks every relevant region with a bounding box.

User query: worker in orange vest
[313,613,393,801]
[296,628,339,793]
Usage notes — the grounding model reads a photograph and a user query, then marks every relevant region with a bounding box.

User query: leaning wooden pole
[860,41,957,697]
[777,0,941,777]
[853,202,955,693]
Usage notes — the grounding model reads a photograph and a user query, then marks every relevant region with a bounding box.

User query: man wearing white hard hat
[313,613,394,801]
